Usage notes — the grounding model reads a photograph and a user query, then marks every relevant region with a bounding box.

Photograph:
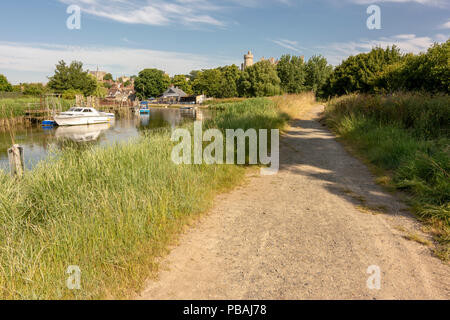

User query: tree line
[131,39,449,100]
[1,39,448,99]
[132,54,333,100]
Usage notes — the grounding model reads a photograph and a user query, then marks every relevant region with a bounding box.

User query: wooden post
[8,144,24,177]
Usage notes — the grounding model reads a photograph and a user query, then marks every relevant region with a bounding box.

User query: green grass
[0,96,299,299]
[0,97,74,119]
[325,93,450,260]
[204,97,248,106]
[207,98,288,131]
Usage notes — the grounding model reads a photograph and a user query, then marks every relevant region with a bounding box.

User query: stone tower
[242,51,254,70]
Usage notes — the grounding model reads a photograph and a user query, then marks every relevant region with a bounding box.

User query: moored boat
[139,101,151,114]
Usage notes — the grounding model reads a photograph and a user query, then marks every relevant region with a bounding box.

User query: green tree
[62,89,83,100]
[324,46,403,96]
[22,83,48,96]
[358,40,449,94]
[238,61,282,97]
[0,74,12,92]
[187,70,201,82]
[92,78,108,98]
[103,73,113,81]
[134,68,171,99]
[218,65,241,98]
[47,60,97,96]
[192,66,242,98]
[304,55,333,96]
[277,55,306,94]
[396,40,449,93]
[192,69,224,97]
[172,75,193,95]
[12,85,22,93]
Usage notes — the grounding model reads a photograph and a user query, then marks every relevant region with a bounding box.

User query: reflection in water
[55,123,111,143]
[0,108,207,171]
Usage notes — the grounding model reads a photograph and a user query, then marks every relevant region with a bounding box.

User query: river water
[0,108,206,172]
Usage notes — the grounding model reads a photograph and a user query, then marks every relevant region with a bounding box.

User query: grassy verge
[204,97,248,106]
[0,94,313,299]
[324,93,449,260]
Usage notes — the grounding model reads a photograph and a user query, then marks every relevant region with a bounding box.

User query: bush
[22,83,48,96]
[0,75,12,92]
[324,46,403,96]
[62,89,83,100]
[325,40,449,97]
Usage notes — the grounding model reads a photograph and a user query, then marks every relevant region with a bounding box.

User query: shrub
[62,89,83,100]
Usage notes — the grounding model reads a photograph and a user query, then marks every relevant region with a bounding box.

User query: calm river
[0,108,207,171]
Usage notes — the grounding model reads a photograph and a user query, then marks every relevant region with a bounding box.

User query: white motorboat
[54,107,115,126]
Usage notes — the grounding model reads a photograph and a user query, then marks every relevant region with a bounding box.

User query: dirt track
[138,105,449,300]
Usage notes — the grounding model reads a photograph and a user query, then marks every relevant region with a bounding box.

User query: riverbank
[0,93,315,299]
[324,93,449,260]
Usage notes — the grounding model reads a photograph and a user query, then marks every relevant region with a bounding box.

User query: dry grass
[355,205,386,215]
[205,97,248,106]
[270,92,316,119]
[404,233,433,246]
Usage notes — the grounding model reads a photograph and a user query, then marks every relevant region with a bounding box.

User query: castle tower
[242,51,254,70]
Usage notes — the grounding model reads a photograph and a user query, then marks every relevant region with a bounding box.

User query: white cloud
[59,0,225,27]
[0,42,238,83]
[315,33,447,65]
[58,0,295,27]
[271,39,303,53]
[439,20,450,29]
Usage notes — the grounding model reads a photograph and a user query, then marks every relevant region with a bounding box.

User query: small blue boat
[42,120,57,127]
[139,101,150,114]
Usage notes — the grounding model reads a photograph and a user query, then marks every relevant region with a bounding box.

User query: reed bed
[0,98,74,119]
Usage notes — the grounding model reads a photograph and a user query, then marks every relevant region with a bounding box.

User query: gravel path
[138,105,449,300]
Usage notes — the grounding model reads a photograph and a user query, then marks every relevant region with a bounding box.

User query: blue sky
[0,0,448,84]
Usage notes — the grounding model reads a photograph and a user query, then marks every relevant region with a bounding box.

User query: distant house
[107,87,135,102]
[160,86,187,104]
